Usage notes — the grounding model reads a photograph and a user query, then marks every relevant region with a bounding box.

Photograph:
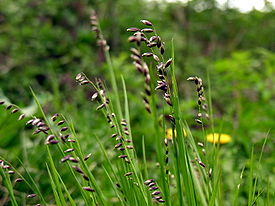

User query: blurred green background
[0,0,274,204]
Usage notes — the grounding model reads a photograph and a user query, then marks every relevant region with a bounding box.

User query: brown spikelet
[11,109,19,113]
[6,105,12,110]
[82,174,89,181]
[26,194,37,198]
[18,114,25,120]
[164,58,172,68]
[69,157,79,163]
[198,160,206,168]
[124,172,133,176]
[64,148,74,153]
[140,19,153,26]
[72,166,84,174]
[15,178,24,183]
[83,186,95,192]
[51,113,59,121]
[57,120,65,126]
[127,27,140,32]
[84,153,92,161]
[141,28,154,33]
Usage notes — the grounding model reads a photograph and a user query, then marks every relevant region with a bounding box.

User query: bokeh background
[0,0,274,204]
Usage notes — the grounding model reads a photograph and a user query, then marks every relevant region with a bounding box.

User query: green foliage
[0,0,274,205]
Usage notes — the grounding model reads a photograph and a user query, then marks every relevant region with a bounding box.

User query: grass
[0,13,274,206]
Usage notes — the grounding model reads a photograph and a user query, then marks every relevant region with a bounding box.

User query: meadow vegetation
[0,0,274,205]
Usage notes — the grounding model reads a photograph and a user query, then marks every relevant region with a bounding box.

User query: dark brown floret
[60,127,68,132]
[127,27,140,32]
[6,105,13,110]
[149,186,159,191]
[69,157,79,163]
[15,178,24,183]
[57,120,65,126]
[26,194,37,198]
[11,109,19,113]
[48,140,59,145]
[84,153,92,161]
[51,113,59,121]
[118,155,128,159]
[140,20,153,26]
[18,114,25,120]
[82,174,90,181]
[164,58,172,68]
[72,166,84,174]
[115,143,123,148]
[83,186,95,192]
[198,160,206,168]
[61,155,71,163]
[152,191,161,195]
[124,172,133,176]
[64,148,74,153]
[8,170,15,174]
[144,179,155,185]
[141,28,154,33]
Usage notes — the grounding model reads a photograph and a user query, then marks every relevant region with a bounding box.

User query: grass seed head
[118,155,128,159]
[84,153,92,161]
[149,186,159,191]
[115,143,123,148]
[11,108,19,113]
[64,148,74,153]
[72,166,84,174]
[198,160,206,168]
[57,120,65,126]
[91,92,98,101]
[140,19,153,26]
[26,194,37,198]
[164,58,172,68]
[197,142,204,147]
[141,28,154,33]
[18,114,25,120]
[51,113,59,121]
[127,27,140,32]
[8,170,15,174]
[61,155,71,163]
[6,105,13,110]
[60,127,68,132]
[144,179,155,185]
[48,140,59,145]
[69,157,79,163]
[124,172,133,176]
[152,191,161,195]
[82,174,89,181]
[83,187,95,192]
[15,178,24,183]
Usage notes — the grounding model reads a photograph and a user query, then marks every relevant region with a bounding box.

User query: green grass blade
[17,159,47,205]
[46,146,67,205]
[46,163,62,206]
[57,172,77,206]
[104,48,123,119]
[170,39,197,206]
[0,165,18,206]
[248,146,254,206]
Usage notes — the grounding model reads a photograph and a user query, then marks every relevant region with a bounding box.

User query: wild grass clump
[0,10,273,206]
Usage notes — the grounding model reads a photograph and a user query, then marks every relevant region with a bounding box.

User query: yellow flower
[206,133,232,144]
[165,128,187,140]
